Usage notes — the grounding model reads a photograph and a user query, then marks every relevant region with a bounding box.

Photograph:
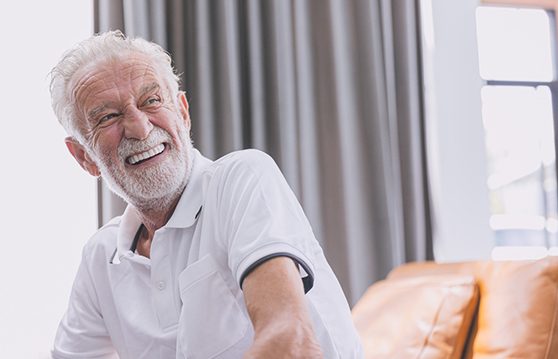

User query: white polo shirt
[52,149,363,359]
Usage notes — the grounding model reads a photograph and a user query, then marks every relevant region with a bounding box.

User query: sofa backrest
[386,257,558,358]
[352,274,479,358]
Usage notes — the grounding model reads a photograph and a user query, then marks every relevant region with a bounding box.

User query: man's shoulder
[216,148,274,163]
[209,149,279,179]
[82,216,121,260]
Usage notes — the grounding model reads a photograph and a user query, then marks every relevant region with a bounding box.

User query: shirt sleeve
[214,150,319,293]
[52,249,118,359]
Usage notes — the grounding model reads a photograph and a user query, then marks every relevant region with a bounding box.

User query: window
[476,3,558,259]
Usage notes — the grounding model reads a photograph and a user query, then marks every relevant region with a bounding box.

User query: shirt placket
[150,230,179,330]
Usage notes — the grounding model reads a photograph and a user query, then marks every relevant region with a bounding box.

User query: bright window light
[476,7,554,81]
[482,86,555,184]
[491,245,548,260]
[0,1,94,358]
[480,84,558,247]
[476,6,558,254]
[481,86,556,239]
[490,214,546,231]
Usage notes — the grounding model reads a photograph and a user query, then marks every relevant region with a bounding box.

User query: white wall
[421,0,495,261]
[0,2,94,358]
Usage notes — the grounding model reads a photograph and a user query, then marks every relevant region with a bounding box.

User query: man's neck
[134,189,183,237]
[131,192,182,260]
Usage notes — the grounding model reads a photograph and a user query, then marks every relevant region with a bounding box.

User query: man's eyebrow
[139,82,160,96]
[85,83,160,120]
[87,105,108,120]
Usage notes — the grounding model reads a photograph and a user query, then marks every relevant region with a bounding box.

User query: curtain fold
[94,0,432,304]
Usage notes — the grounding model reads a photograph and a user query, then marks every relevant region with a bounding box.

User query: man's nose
[123,107,153,140]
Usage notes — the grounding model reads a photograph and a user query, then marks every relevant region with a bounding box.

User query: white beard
[91,126,193,210]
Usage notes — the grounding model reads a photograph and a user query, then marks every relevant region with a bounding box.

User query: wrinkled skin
[66,52,193,215]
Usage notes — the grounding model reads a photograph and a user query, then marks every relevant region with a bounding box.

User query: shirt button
[157,281,166,291]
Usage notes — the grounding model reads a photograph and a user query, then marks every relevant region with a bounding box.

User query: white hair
[49,30,180,143]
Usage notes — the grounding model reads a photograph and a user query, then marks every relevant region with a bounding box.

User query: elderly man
[50,31,362,359]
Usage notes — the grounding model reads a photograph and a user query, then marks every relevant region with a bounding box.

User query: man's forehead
[71,54,163,104]
[77,55,158,85]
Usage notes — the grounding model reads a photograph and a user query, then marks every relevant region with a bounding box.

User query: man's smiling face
[70,52,193,207]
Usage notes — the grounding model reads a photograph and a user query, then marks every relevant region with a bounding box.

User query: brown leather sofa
[351,257,558,358]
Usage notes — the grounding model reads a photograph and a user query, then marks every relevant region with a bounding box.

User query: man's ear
[65,136,101,177]
[178,91,191,130]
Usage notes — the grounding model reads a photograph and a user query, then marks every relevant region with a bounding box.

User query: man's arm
[52,252,117,359]
[242,256,323,359]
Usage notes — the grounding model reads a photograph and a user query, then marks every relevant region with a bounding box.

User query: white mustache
[118,127,171,160]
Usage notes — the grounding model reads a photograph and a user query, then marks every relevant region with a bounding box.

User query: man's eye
[144,97,161,106]
[99,113,119,123]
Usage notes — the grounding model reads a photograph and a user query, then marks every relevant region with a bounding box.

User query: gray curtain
[94,0,433,305]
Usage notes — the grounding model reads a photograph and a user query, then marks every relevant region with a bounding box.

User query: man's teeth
[127,144,165,165]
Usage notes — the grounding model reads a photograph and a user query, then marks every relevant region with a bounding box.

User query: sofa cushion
[388,257,558,358]
[352,274,479,358]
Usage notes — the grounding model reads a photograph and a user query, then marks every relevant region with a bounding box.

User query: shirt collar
[165,149,213,228]
[113,149,212,264]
